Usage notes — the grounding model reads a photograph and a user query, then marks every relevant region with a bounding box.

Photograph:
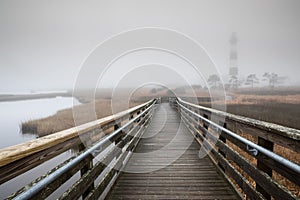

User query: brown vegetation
[21,87,160,137]
[202,88,300,129]
[22,98,142,137]
[226,132,300,198]
[205,88,300,198]
[21,87,300,197]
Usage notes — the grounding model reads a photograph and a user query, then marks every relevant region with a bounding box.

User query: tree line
[207,72,287,89]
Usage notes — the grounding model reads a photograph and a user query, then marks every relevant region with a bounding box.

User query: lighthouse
[228,32,239,88]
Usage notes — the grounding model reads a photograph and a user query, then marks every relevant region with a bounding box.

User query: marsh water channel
[0,96,81,199]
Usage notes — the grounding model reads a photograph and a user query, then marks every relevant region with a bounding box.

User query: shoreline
[0,92,73,102]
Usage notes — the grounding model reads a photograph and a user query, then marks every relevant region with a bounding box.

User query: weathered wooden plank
[182,114,261,200]
[59,133,132,200]
[109,194,238,200]
[0,100,152,168]
[217,141,298,200]
[182,107,300,187]
[112,187,235,192]
[106,103,240,200]
[210,148,265,200]
[184,113,299,200]
[0,136,81,184]
[86,168,117,200]
[86,130,141,200]
[226,120,300,153]
[178,98,300,153]
[1,100,154,200]
[60,112,151,200]
[7,154,89,199]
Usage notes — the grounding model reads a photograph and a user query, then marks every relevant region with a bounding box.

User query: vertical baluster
[218,122,227,172]
[256,136,273,200]
[203,114,209,138]
[78,143,94,199]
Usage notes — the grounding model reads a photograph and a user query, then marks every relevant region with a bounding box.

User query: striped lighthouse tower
[229,32,238,77]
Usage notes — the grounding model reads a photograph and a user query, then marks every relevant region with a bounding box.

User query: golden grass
[225,131,300,198]
[226,94,300,105]
[273,145,300,196]
[22,98,142,137]
[207,91,300,198]
[22,89,300,198]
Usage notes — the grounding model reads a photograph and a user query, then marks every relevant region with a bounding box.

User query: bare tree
[263,72,279,89]
[229,75,240,89]
[208,74,221,89]
[245,74,259,88]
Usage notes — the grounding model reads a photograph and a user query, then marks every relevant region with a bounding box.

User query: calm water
[0,96,80,149]
[0,96,81,199]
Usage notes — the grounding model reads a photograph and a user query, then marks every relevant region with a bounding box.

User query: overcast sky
[0,0,300,92]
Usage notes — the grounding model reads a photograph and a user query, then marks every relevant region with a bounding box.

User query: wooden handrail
[178,98,300,140]
[176,98,300,200]
[2,97,298,200]
[0,99,152,168]
[2,99,156,199]
[178,98,300,155]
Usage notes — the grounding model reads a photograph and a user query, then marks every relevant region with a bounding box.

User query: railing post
[256,136,273,200]
[78,143,94,199]
[169,97,176,108]
[114,122,124,144]
[218,122,227,172]
[130,114,134,120]
[203,114,209,129]
[175,100,179,111]
[136,110,141,123]
[188,106,192,118]
[193,109,198,122]
[193,110,202,140]
[157,97,161,104]
[203,114,209,138]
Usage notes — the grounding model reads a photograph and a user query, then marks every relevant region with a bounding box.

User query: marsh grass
[205,91,300,198]
[21,98,142,137]
[21,89,300,197]
[226,132,300,198]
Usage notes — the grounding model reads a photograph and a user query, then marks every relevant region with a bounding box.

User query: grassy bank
[0,92,72,102]
[21,98,143,137]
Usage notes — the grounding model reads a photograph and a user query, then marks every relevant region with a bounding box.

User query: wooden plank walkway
[107,103,240,200]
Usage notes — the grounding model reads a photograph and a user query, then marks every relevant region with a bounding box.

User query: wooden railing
[0,99,157,200]
[174,97,300,200]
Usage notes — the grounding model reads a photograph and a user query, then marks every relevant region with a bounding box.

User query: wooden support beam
[256,136,274,200]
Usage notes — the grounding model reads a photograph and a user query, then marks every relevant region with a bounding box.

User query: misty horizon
[1,0,300,92]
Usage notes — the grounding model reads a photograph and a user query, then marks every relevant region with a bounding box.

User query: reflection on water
[0,96,80,198]
[0,97,80,149]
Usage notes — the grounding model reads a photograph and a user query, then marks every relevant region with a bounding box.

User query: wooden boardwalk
[2,99,297,200]
[107,103,239,200]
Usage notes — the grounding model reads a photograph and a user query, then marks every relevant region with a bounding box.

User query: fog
[0,0,300,92]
